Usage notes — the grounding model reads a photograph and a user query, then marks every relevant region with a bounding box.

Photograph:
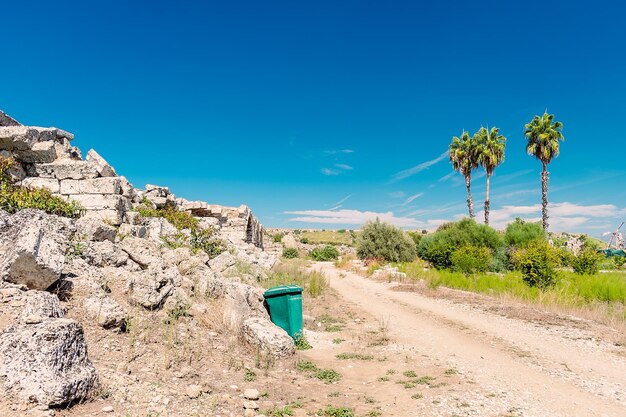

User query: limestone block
[20,177,60,194]
[0,110,21,126]
[241,317,295,358]
[82,209,125,226]
[86,149,116,177]
[34,160,99,180]
[119,176,136,199]
[127,270,173,309]
[67,194,129,211]
[0,210,74,290]
[0,318,98,406]
[59,179,80,194]
[75,217,117,242]
[14,141,57,163]
[18,291,65,322]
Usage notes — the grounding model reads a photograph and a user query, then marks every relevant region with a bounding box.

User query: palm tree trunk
[542,162,549,231]
[484,172,491,225]
[465,174,474,219]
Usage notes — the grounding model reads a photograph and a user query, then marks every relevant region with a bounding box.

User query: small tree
[504,218,545,248]
[513,240,559,288]
[356,219,416,263]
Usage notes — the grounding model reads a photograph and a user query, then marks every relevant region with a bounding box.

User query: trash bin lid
[264,285,303,297]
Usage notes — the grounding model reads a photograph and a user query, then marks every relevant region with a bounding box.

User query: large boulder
[118,236,163,269]
[241,317,295,358]
[0,318,98,406]
[85,240,129,267]
[0,210,74,290]
[126,270,173,309]
[75,217,117,242]
[222,282,268,328]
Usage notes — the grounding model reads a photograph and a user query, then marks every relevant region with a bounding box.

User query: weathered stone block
[61,178,121,195]
[241,317,295,358]
[86,149,116,177]
[83,295,127,329]
[14,141,57,163]
[0,318,98,406]
[34,160,99,180]
[67,194,129,211]
[75,217,117,242]
[0,210,73,290]
[0,110,21,126]
[20,177,60,193]
[82,209,125,226]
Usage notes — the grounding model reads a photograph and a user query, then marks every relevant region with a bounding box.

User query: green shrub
[571,248,603,275]
[613,256,626,269]
[310,245,340,261]
[272,233,284,243]
[0,178,83,219]
[504,218,545,248]
[136,204,198,231]
[513,241,559,288]
[407,231,423,247]
[450,245,492,274]
[190,228,226,258]
[418,219,502,269]
[356,219,416,263]
[282,247,299,259]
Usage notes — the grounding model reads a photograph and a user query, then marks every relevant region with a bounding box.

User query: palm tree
[475,126,506,225]
[449,131,479,218]
[524,112,564,231]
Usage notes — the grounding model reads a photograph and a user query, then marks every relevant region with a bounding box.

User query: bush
[571,248,603,275]
[283,247,299,259]
[513,240,559,288]
[272,233,284,243]
[406,231,423,247]
[418,219,502,270]
[136,204,198,231]
[310,245,339,261]
[450,245,492,274]
[0,157,83,218]
[504,218,545,248]
[356,219,416,263]
[190,228,226,258]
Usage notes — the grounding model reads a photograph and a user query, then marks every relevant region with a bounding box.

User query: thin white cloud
[285,209,422,228]
[321,168,340,176]
[334,163,353,170]
[438,171,456,182]
[390,151,449,182]
[324,149,354,155]
[332,194,352,206]
[388,191,406,198]
[402,192,423,206]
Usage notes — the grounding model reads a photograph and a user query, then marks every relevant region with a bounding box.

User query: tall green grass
[262,259,328,298]
[394,260,626,319]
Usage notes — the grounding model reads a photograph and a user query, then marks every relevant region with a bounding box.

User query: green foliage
[513,240,559,288]
[406,231,423,247]
[310,245,340,261]
[136,204,198,231]
[282,247,299,259]
[418,219,502,270]
[243,368,257,382]
[272,233,284,243]
[316,406,354,417]
[189,228,226,258]
[163,299,190,325]
[294,335,312,350]
[356,219,417,263]
[504,218,545,248]
[263,260,328,298]
[571,248,604,275]
[0,157,83,218]
[450,245,492,274]
[314,368,342,384]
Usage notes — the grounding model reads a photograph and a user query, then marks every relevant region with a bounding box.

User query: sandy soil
[311,261,626,417]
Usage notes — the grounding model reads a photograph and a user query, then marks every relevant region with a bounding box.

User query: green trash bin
[263,285,303,340]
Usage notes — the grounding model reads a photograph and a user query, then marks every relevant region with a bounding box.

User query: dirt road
[312,262,626,417]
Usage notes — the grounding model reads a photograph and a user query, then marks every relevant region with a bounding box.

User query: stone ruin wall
[0,110,264,248]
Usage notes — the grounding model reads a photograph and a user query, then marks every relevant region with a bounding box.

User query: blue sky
[2,1,626,236]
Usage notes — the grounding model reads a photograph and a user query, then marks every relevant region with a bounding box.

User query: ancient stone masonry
[0,110,264,248]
